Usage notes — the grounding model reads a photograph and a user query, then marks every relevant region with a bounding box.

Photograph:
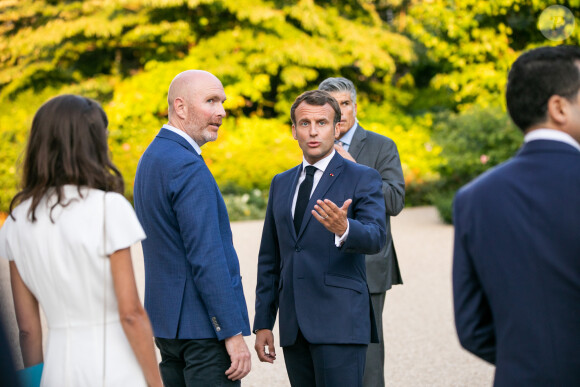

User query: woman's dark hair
[9,94,124,222]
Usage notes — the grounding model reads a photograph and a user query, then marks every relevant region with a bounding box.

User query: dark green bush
[429,190,455,224]
[431,106,523,223]
[222,189,268,221]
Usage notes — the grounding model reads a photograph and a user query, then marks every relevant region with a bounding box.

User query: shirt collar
[302,150,336,173]
[338,119,358,146]
[524,128,580,152]
[162,124,202,155]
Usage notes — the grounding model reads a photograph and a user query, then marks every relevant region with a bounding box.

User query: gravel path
[0,206,494,386]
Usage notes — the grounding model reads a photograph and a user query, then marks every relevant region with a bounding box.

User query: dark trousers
[363,292,386,387]
[283,330,367,387]
[155,337,239,387]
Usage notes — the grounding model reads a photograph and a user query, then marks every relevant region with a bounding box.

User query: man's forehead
[328,91,352,102]
[195,84,225,95]
[296,102,335,118]
[191,79,226,99]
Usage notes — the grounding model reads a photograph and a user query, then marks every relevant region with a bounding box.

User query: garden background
[1,0,578,223]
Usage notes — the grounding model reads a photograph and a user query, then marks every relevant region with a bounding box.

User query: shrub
[0,95,444,216]
[222,189,268,221]
[361,105,443,189]
[431,105,523,223]
[429,189,455,224]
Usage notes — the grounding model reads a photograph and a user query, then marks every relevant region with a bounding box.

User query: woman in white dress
[0,95,163,386]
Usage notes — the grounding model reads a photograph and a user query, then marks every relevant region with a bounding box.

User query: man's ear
[334,122,340,139]
[546,94,568,126]
[291,124,297,140]
[173,97,187,120]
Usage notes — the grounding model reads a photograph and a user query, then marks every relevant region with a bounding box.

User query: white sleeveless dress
[0,185,147,386]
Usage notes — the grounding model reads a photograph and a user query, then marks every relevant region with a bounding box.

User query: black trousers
[155,337,240,387]
[283,330,367,387]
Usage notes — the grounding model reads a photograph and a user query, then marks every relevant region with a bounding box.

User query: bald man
[134,70,252,386]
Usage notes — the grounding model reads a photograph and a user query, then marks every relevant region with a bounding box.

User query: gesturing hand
[254,329,277,364]
[224,334,252,380]
[312,198,352,236]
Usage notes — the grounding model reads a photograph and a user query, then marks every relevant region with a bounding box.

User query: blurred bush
[2,0,576,224]
[222,189,268,221]
[430,189,455,224]
[431,105,523,223]
[361,106,443,200]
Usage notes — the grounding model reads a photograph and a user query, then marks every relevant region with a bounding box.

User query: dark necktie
[294,166,317,234]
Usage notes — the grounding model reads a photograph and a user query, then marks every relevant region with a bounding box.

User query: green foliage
[433,105,523,190]
[404,0,579,111]
[361,105,443,187]
[431,105,523,222]
[0,0,416,214]
[1,0,577,219]
[0,87,60,210]
[222,189,268,221]
[430,190,455,224]
[204,117,302,190]
[397,0,577,220]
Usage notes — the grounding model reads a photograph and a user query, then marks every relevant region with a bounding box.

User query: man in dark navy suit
[253,90,387,386]
[453,45,580,386]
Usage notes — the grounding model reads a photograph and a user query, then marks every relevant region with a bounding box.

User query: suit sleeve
[342,168,387,255]
[452,191,496,364]
[253,176,280,332]
[376,138,405,216]
[171,160,247,340]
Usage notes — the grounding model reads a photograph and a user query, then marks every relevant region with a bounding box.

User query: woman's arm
[109,247,163,387]
[10,261,43,367]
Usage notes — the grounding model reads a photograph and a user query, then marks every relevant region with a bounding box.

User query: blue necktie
[294,166,317,234]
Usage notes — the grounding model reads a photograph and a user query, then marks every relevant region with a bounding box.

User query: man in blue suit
[253,90,387,386]
[453,45,580,386]
[134,70,251,386]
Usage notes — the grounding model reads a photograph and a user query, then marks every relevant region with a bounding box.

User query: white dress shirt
[291,150,349,246]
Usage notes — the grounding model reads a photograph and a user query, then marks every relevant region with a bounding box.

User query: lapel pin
[329,173,334,177]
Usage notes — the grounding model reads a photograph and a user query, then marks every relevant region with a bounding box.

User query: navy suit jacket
[254,152,386,347]
[453,140,580,386]
[134,128,250,340]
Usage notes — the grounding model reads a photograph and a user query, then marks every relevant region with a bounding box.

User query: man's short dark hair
[290,90,341,127]
[506,45,580,131]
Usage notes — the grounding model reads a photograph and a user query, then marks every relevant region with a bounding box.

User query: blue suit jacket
[254,153,386,347]
[134,128,250,340]
[453,140,580,386]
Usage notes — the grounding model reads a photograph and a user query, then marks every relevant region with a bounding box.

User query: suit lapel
[297,153,345,237]
[347,124,366,160]
[157,128,200,157]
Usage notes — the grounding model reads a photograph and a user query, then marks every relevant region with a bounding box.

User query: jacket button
[216,327,221,332]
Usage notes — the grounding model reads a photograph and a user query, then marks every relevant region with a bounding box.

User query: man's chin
[203,133,219,143]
